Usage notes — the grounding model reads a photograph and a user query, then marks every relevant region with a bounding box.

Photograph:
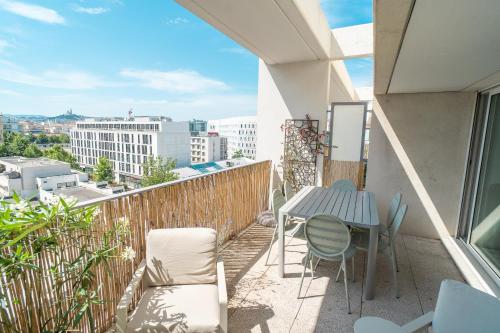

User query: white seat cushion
[127,284,220,333]
[145,228,217,286]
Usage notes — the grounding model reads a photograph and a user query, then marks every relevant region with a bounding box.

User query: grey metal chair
[329,179,357,191]
[298,214,356,314]
[379,192,402,236]
[284,180,296,201]
[354,279,500,333]
[265,189,304,265]
[353,204,407,298]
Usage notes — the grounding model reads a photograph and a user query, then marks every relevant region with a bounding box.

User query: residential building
[0,157,74,198]
[70,116,191,186]
[189,119,208,136]
[2,114,20,133]
[190,133,227,164]
[174,157,254,179]
[0,114,3,143]
[208,116,257,159]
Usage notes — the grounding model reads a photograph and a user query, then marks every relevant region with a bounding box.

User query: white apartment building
[0,157,72,198]
[208,116,257,159]
[70,116,190,185]
[190,133,227,164]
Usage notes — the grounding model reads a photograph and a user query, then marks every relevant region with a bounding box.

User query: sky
[0,0,373,120]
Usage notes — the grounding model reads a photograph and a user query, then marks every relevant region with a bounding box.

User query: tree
[10,134,30,155]
[232,149,244,159]
[141,156,178,187]
[44,144,80,169]
[23,143,43,158]
[94,156,113,183]
[35,133,49,144]
[0,143,9,157]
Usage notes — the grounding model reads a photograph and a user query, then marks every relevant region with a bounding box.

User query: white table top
[280,186,379,228]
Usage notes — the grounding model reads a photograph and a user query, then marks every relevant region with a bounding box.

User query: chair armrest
[401,311,434,333]
[217,257,228,333]
[116,259,147,333]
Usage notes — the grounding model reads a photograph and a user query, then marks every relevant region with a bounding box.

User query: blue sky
[0,0,372,120]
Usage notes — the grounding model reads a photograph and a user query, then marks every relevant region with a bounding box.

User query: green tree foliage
[23,143,43,158]
[141,156,179,187]
[35,133,49,144]
[231,149,244,158]
[0,143,9,157]
[94,156,113,183]
[43,144,80,169]
[10,135,30,156]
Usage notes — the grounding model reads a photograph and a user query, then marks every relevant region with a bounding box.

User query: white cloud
[73,6,109,15]
[220,47,252,56]
[0,88,22,96]
[0,0,65,24]
[166,17,189,25]
[120,69,229,93]
[0,63,116,89]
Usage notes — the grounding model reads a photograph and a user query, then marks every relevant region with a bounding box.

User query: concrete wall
[366,92,476,238]
[256,59,331,184]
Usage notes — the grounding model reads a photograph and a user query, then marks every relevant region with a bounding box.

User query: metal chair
[354,279,500,333]
[329,179,357,191]
[265,189,304,265]
[353,204,408,298]
[284,180,296,201]
[298,214,356,314]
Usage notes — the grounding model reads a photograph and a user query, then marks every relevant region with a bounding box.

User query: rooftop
[51,186,108,202]
[0,156,69,168]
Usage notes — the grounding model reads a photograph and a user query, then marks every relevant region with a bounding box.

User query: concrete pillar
[256,59,331,185]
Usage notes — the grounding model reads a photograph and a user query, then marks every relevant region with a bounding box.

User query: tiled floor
[220,224,464,333]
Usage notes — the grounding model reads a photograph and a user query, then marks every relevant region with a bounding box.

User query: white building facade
[190,133,227,164]
[208,116,257,159]
[70,116,190,185]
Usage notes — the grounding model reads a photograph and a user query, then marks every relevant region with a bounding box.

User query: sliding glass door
[463,88,500,278]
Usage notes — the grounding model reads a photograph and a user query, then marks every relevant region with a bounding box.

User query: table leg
[278,210,285,278]
[364,225,379,300]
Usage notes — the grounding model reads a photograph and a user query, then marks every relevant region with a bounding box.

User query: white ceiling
[389,0,500,93]
[175,0,331,64]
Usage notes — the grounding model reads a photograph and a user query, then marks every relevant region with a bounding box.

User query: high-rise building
[190,133,227,164]
[189,119,208,136]
[70,116,190,186]
[208,116,257,159]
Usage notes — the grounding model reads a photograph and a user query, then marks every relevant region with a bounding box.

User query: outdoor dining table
[278,186,380,300]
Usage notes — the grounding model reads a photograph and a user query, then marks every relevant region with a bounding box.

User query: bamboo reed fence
[1,160,271,333]
[322,159,365,189]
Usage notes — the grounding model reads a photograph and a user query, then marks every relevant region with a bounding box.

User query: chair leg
[265,226,277,265]
[298,251,309,298]
[394,246,399,272]
[390,244,399,298]
[351,256,355,283]
[335,263,342,282]
[314,257,321,270]
[342,259,351,314]
[309,255,315,280]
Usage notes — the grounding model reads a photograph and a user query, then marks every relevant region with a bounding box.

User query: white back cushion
[145,228,217,286]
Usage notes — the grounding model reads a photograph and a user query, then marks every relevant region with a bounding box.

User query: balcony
[0,161,464,333]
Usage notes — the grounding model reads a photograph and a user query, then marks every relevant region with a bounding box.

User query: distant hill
[6,113,86,123]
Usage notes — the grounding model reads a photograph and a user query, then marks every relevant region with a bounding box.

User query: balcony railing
[1,160,271,333]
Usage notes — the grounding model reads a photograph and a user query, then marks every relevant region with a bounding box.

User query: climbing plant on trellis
[281,115,329,191]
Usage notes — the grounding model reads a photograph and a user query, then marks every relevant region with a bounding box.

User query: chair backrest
[304,214,351,259]
[433,279,500,333]
[284,181,296,201]
[330,179,357,192]
[386,192,402,227]
[388,204,407,241]
[272,189,286,221]
[145,228,217,287]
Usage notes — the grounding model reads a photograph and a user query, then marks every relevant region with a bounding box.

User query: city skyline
[0,0,373,120]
